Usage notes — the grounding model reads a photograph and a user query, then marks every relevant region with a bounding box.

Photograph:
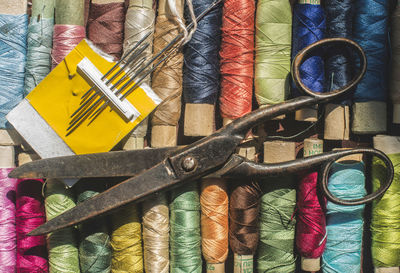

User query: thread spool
[291,0,325,122]
[372,135,400,273]
[45,178,80,272]
[0,145,16,272]
[391,4,400,124]
[297,138,325,272]
[24,0,54,95]
[122,0,155,149]
[352,0,389,134]
[201,178,228,273]
[219,0,254,122]
[170,183,202,272]
[76,179,112,272]
[52,0,85,68]
[322,149,365,273]
[151,0,184,146]
[0,0,27,145]
[86,0,125,60]
[16,152,47,272]
[254,0,291,118]
[230,146,261,273]
[183,0,222,136]
[258,141,296,272]
[323,0,353,140]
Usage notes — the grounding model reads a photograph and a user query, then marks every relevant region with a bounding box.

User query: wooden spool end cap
[301,257,320,272]
[233,254,253,273]
[393,104,400,124]
[0,0,27,14]
[375,267,400,273]
[184,104,214,137]
[0,129,24,146]
[151,125,177,148]
[324,104,350,140]
[18,152,40,166]
[264,141,296,163]
[206,263,225,273]
[92,0,124,3]
[304,138,323,157]
[0,146,15,168]
[352,101,387,134]
[373,135,400,155]
[123,136,145,150]
[332,148,362,162]
[295,108,318,122]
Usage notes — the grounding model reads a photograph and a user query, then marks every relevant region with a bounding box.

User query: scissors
[10,37,394,236]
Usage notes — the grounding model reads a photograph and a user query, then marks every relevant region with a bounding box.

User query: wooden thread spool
[324,104,350,140]
[301,138,324,273]
[373,135,400,273]
[0,0,27,147]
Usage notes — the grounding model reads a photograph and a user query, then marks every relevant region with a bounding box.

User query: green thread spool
[45,179,80,273]
[24,0,54,95]
[258,141,296,272]
[170,183,202,273]
[76,180,112,273]
[255,0,292,107]
[371,153,400,268]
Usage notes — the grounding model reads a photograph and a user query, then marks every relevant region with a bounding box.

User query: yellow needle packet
[7,39,161,158]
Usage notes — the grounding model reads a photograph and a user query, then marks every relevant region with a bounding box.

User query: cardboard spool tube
[264,141,296,164]
[184,104,214,137]
[151,125,177,148]
[0,129,24,146]
[332,148,363,163]
[0,145,15,168]
[301,138,323,272]
[18,152,40,166]
[352,101,387,134]
[295,107,318,122]
[55,0,85,26]
[324,104,350,140]
[375,268,400,273]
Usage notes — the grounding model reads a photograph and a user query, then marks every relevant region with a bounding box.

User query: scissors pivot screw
[181,156,197,172]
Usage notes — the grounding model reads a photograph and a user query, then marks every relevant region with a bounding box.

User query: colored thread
[296,172,326,258]
[0,14,28,128]
[183,0,222,104]
[111,205,143,272]
[24,16,54,95]
[51,25,85,68]
[257,175,296,273]
[76,180,111,273]
[353,0,389,102]
[229,180,261,255]
[371,153,400,267]
[170,183,202,272]
[325,0,354,103]
[124,0,155,145]
[200,179,229,264]
[291,3,325,96]
[322,162,366,273]
[255,0,292,106]
[16,178,48,272]
[390,4,400,109]
[142,194,169,273]
[151,0,184,127]
[87,2,125,60]
[45,179,80,273]
[0,168,17,272]
[219,0,254,119]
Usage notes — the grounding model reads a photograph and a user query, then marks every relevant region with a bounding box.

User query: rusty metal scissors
[10,38,394,236]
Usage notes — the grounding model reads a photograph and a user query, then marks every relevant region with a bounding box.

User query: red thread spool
[296,138,326,272]
[219,0,255,122]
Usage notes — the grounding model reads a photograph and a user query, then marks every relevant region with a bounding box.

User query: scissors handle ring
[292,37,367,100]
[320,148,394,205]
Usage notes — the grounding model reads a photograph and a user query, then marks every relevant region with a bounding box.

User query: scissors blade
[30,161,181,236]
[9,147,179,179]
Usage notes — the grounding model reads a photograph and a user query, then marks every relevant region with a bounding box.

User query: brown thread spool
[229,146,261,273]
[150,0,184,147]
